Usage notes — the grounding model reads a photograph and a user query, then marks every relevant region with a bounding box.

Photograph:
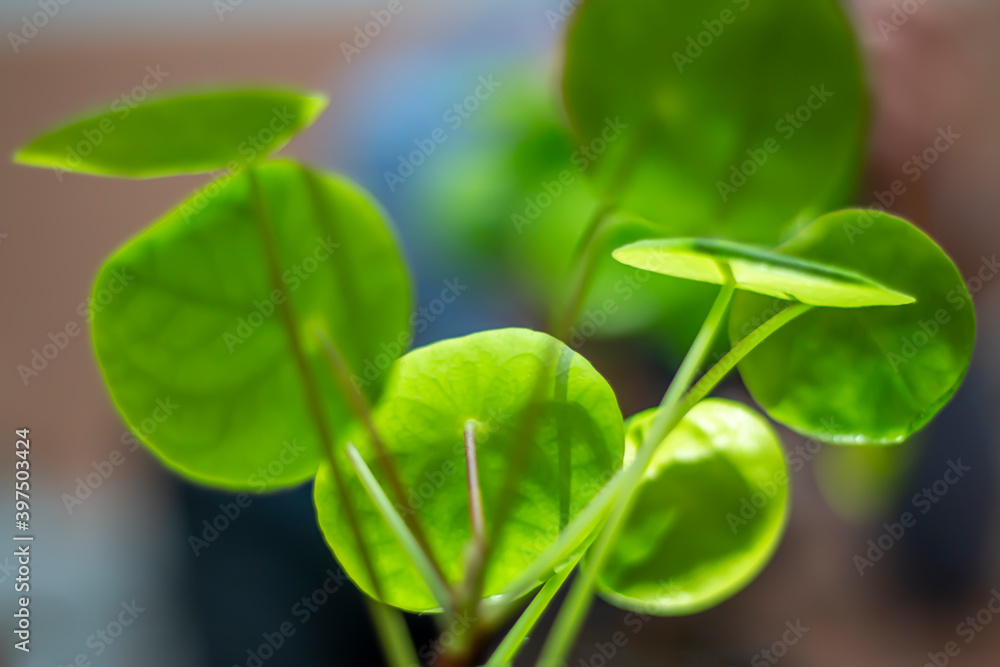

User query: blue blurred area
[326,1,565,346]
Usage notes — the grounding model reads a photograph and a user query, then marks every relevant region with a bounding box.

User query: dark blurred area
[2,1,1000,666]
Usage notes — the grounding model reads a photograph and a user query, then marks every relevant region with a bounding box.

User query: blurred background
[2,0,1000,665]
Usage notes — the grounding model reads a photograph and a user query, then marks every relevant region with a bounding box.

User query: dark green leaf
[563,0,866,242]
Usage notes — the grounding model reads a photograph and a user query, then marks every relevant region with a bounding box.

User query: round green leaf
[730,210,976,444]
[313,328,624,612]
[596,399,789,615]
[92,160,411,489]
[562,0,866,242]
[613,237,914,307]
[14,88,327,178]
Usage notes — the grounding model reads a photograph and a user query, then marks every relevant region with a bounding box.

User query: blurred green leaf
[15,88,327,178]
[596,399,789,615]
[410,73,718,350]
[313,328,624,612]
[562,0,866,242]
[730,210,976,444]
[92,160,411,489]
[814,441,919,521]
[613,237,914,307]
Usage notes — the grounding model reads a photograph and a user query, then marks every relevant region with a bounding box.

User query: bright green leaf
[91,160,411,489]
[612,237,914,307]
[14,89,327,178]
[562,0,866,242]
[313,328,624,612]
[730,210,976,444]
[596,399,789,615]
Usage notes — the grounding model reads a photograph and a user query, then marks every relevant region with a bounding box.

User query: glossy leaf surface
[92,160,411,489]
[15,89,327,177]
[596,400,788,615]
[613,237,914,307]
[314,328,624,612]
[730,210,976,444]
[563,0,866,242]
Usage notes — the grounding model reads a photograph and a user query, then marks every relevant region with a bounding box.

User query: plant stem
[366,598,421,667]
[247,167,414,664]
[492,298,812,610]
[536,276,737,667]
[464,420,487,548]
[316,329,454,602]
[347,443,455,612]
[467,340,563,608]
[685,301,814,407]
[551,203,616,341]
[483,556,581,667]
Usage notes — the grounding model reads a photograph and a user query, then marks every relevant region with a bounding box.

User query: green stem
[365,598,421,667]
[462,420,488,602]
[347,444,455,613]
[551,203,616,342]
[464,420,487,548]
[247,167,415,663]
[316,329,454,602]
[536,277,737,667]
[467,340,563,609]
[483,556,581,667]
[493,299,814,610]
[684,301,814,408]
